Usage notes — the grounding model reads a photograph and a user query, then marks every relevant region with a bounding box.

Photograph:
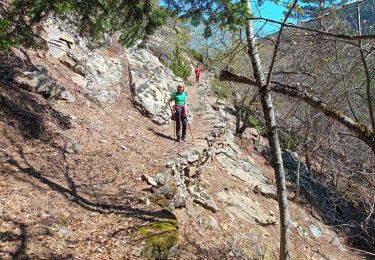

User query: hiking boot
[176,137,182,143]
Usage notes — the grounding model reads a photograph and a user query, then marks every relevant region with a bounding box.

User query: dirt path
[0,65,215,259]
[1,50,361,259]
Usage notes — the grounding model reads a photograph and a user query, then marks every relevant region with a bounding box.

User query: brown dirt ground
[0,47,363,259]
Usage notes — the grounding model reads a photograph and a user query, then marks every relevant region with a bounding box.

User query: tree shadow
[0,216,78,259]
[148,128,175,141]
[0,50,72,146]
[0,218,27,259]
[183,236,229,259]
[263,148,375,257]
[3,148,175,224]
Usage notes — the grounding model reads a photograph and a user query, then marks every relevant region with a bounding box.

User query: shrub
[211,78,231,99]
[168,43,191,81]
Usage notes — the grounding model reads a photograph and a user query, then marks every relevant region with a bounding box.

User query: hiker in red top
[194,64,201,82]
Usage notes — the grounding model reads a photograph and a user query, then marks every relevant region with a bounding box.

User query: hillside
[0,18,370,260]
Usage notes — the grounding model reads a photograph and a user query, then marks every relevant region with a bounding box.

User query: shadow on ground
[148,127,175,141]
[0,50,179,258]
[262,148,375,258]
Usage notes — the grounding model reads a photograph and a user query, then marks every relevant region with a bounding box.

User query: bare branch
[266,0,298,86]
[334,41,360,122]
[356,2,375,132]
[219,69,375,152]
[364,193,375,222]
[249,17,375,41]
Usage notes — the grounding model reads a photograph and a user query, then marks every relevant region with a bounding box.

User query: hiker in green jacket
[167,85,187,142]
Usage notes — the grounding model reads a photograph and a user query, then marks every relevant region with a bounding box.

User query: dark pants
[175,108,187,140]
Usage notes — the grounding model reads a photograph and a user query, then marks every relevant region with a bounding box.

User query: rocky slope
[0,19,365,260]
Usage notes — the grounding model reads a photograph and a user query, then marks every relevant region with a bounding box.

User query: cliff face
[0,18,364,259]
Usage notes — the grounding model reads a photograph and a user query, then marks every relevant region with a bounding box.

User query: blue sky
[251,0,289,35]
[160,0,290,50]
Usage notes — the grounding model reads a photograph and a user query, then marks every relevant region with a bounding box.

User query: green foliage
[248,117,267,136]
[279,131,303,150]
[169,43,191,80]
[164,0,250,38]
[211,78,231,99]
[0,19,15,48]
[288,0,349,20]
[186,47,204,63]
[0,0,169,49]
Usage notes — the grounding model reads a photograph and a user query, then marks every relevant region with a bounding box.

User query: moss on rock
[149,195,171,208]
[138,221,179,259]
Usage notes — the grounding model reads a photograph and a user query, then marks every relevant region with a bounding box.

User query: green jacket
[171,91,187,106]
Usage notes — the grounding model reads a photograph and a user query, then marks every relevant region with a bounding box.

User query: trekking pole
[168,103,176,140]
[187,118,194,142]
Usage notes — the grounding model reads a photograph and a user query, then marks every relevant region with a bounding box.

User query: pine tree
[169,43,191,80]
[0,0,170,49]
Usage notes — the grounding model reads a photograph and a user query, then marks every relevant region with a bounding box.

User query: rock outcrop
[127,47,184,125]
[141,85,278,227]
[42,17,126,104]
[66,51,124,104]
[15,70,75,102]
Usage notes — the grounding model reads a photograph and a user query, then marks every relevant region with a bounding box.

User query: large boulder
[127,47,184,125]
[81,53,123,103]
[59,50,124,104]
[42,16,124,104]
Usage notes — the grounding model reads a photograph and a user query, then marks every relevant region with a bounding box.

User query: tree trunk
[305,152,312,178]
[293,157,301,200]
[233,90,242,134]
[238,110,250,136]
[357,3,375,132]
[242,0,290,259]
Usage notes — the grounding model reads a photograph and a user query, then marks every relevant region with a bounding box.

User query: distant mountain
[301,0,375,34]
[341,0,375,34]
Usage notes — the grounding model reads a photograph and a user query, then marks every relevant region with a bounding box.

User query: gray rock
[214,122,226,129]
[57,227,71,237]
[253,184,277,199]
[49,42,67,59]
[330,236,341,246]
[185,150,200,163]
[81,53,124,103]
[297,225,308,237]
[59,87,76,102]
[158,185,176,199]
[71,74,88,88]
[309,224,321,238]
[207,216,220,231]
[141,174,158,187]
[132,246,142,257]
[139,197,151,206]
[189,185,218,213]
[216,147,273,199]
[17,72,75,102]
[64,137,81,154]
[166,160,175,167]
[127,47,185,125]
[140,25,180,66]
[217,191,277,226]
[330,237,346,251]
[155,173,166,186]
[172,186,188,209]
